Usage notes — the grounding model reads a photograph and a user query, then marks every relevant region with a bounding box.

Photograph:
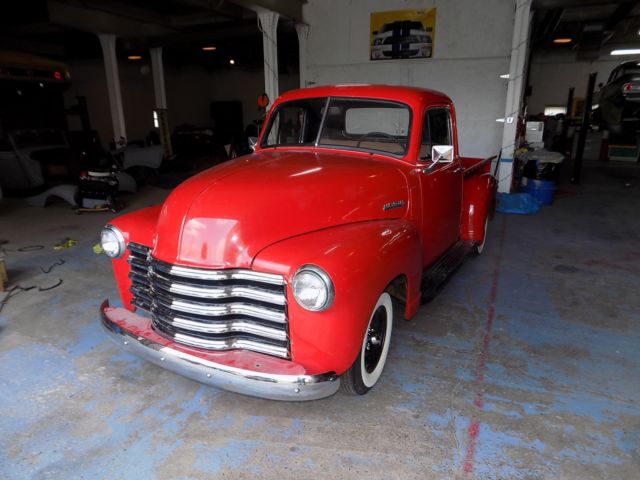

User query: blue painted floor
[0,162,638,479]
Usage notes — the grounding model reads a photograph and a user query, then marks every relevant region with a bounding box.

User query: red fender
[109,206,161,311]
[460,173,496,244]
[252,220,422,375]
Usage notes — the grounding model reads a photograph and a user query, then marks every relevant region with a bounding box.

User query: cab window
[420,108,452,160]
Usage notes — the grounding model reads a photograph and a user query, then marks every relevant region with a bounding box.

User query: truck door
[417,106,463,266]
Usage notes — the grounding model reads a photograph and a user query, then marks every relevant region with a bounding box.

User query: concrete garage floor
[0,162,638,479]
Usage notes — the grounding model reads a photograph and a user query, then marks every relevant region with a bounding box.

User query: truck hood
[152,150,410,268]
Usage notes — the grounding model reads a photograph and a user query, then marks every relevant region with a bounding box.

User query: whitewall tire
[341,291,394,395]
[474,217,489,256]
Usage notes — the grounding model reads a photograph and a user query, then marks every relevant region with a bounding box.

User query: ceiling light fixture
[499,74,510,79]
[553,38,572,44]
[127,55,142,60]
[611,49,640,55]
[229,59,235,65]
[202,46,217,51]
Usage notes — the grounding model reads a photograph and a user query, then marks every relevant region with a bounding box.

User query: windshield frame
[260,96,414,159]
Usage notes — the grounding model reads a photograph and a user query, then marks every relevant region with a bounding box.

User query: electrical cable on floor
[39,279,63,291]
[41,259,65,274]
[17,245,44,252]
[0,278,64,314]
[0,284,37,314]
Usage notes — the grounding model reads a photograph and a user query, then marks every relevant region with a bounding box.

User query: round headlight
[292,265,334,311]
[101,225,126,258]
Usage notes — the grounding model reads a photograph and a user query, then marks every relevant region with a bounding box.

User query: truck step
[421,240,475,303]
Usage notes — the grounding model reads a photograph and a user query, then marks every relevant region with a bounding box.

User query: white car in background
[371,20,433,60]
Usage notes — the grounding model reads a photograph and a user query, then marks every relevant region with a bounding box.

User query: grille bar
[126,242,290,358]
[166,316,288,341]
[150,270,285,305]
[154,260,285,285]
[173,332,289,358]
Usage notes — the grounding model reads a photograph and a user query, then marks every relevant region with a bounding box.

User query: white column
[150,47,167,109]
[295,23,309,88]
[498,0,532,193]
[258,11,279,109]
[97,33,127,145]
[149,46,172,156]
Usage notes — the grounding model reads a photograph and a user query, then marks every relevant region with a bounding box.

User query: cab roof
[275,84,452,109]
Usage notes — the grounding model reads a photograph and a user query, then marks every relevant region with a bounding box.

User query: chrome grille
[127,243,289,358]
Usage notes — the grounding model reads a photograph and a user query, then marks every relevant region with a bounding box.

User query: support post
[295,23,309,88]
[97,33,127,146]
[150,47,167,109]
[560,86,574,155]
[498,0,532,193]
[258,11,279,110]
[150,46,172,156]
[571,72,597,184]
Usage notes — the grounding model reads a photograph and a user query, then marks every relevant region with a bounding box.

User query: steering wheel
[355,131,405,150]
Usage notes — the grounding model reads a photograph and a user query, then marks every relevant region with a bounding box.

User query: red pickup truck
[99,85,496,401]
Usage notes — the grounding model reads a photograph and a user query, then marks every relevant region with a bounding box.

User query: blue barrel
[522,179,556,205]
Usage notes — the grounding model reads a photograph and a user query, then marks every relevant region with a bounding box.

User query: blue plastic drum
[523,179,556,205]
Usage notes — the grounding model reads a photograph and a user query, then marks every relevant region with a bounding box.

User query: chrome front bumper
[100,300,340,401]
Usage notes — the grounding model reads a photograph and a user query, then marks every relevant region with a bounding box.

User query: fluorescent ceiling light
[202,46,217,51]
[499,74,510,79]
[553,38,572,44]
[611,49,640,56]
[127,55,142,60]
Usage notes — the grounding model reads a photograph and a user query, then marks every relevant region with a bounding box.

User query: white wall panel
[302,0,516,157]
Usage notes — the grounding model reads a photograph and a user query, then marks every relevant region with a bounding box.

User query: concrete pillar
[150,47,167,109]
[150,46,172,156]
[498,0,532,193]
[258,11,279,109]
[295,23,309,88]
[97,33,127,146]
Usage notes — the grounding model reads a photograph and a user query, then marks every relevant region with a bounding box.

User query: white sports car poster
[370,8,436,61]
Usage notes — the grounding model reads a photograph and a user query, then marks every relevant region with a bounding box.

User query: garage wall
[64,60,298,147]
[527,51,624,115]
[65,61,158,145]
[301,0,516,157]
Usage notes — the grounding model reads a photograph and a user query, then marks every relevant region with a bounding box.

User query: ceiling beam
[47,0,178,37]
[605,1,639,30]
[140,23,260,47]
[228,0,304,22]
[533,0,632,9]
[172,0,247,20]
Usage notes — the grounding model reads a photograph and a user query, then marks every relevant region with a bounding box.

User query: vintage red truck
[99,85,496,401]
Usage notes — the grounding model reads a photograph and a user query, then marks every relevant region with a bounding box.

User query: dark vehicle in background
[596,61,640,134]
[371,21,433,60]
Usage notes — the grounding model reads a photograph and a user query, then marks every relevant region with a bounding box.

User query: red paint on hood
[152,150,409,268]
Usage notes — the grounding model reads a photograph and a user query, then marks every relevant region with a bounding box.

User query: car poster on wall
[370,8,436,61]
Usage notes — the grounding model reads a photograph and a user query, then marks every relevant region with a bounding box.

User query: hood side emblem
[383,200,407,211]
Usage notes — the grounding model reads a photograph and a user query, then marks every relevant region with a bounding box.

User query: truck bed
[460,156,496,177]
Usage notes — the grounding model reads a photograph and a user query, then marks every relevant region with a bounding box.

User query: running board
[421,240,475,303]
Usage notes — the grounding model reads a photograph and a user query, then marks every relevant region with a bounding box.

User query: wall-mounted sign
[370,8,436,61]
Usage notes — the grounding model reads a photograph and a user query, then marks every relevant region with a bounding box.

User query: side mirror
[432,145,454,163]
[248,136,258,152]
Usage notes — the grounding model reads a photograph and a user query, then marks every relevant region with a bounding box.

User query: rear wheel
[341,291,394,395]
[473,217,489,256]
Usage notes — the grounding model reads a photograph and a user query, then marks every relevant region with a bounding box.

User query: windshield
[261,97,411,156]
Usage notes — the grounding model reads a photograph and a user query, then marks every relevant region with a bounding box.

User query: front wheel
[341,291,394,395]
